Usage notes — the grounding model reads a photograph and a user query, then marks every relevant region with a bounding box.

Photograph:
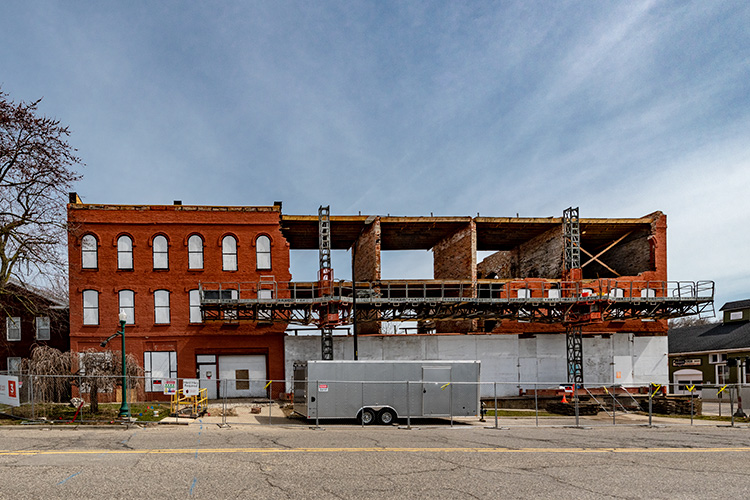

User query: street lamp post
[100,310,131,420]
[117,310,129,419]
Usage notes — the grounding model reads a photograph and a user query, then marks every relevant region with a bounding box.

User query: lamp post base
[118,403,130,419]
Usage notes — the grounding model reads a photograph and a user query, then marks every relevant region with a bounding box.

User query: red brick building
[67,196,290,399]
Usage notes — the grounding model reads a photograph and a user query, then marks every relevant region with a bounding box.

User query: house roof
[669,321,750,354]
[5,279,68,309]
[719,299,750,312]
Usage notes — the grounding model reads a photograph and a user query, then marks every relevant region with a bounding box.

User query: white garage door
[673,369,703,396]
[219,355,267,397]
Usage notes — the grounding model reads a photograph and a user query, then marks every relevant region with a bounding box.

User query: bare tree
[76,348,143,413]
[0,87,82,296]
[21,344,72,403]
[20,346,143,413]
[669,316,719,328]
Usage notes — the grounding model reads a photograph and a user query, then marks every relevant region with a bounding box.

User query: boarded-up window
[235,369,250,390]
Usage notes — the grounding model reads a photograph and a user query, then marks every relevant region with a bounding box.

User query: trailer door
[422,366,451,416]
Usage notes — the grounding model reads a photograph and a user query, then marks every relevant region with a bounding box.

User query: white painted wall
[284,334,668,397]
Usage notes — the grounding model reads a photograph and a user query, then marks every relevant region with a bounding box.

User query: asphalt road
[2,421,750,499]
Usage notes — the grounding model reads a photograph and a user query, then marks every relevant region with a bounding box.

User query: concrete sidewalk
[164,400,750,428]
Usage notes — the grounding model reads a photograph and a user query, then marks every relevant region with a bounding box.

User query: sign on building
[183,379,200,397]
[0,375,20,407]
[163,379,178,395]
[673,358,702,367]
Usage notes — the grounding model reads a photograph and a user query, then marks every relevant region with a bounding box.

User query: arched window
[117,235,133,270]
[188,234,204,270]
[119,290,135,324]
[83,290,99,325]
[222,235,237,271]
[154,290,170,324]
[256,235,271,270]
[81,234,98,269]
[153,235,168,270]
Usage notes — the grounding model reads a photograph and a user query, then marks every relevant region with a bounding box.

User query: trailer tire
[359,408,376,425]
[378,408,396,425]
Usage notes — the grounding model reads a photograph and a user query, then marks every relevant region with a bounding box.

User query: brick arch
[148,232,171,247]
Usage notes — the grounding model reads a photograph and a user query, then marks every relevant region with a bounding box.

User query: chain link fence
[1,372,748,428]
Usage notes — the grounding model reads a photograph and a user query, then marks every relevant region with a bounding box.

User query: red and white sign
[0,375,20,407]
[183,379,200,397]
[318,384,329,392]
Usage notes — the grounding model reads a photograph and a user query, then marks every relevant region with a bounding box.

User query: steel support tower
[563,206,581,273]
[566,326,583,385]
[563,207,584,385]
[319,206,334,360]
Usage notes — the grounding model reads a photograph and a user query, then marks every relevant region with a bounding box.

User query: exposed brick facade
[68,202,291,400]
[433,221,477,333]
[352,217,381,334]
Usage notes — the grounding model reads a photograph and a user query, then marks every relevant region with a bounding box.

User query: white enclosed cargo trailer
[293,360,481,424]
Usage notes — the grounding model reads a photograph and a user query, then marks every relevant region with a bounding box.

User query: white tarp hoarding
[0,375,20,407]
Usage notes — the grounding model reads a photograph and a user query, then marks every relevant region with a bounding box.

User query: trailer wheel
[359,408,376,425]
[378,408,396,425]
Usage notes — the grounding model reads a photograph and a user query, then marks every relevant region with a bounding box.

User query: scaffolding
[200,206,715,366]
[200,278,714,324]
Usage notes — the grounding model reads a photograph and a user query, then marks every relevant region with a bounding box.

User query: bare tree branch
[0,87,82,295]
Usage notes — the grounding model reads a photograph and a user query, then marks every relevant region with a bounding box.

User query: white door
[613,356,633,385]
[199,364,217,399]
[422,366,451,416]
[518,358,537,390]
[219,355,267,397]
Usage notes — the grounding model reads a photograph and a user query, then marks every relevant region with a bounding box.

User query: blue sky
[2,1,749,313]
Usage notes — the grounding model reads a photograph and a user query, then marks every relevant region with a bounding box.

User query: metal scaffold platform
[199,278,715,326]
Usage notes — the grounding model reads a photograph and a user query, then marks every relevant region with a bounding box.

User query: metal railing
[198,279,715,324]
[199,279,714,303]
